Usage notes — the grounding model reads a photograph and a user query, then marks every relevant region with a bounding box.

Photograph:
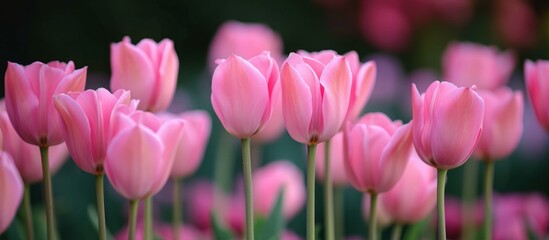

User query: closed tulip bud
[344,113,413,193]
[474,87,523,161]
[110,36,179,112]
[0,152,23,233]
[4,61,87,146]
[211,52,279,139]
[0,101,69,183]
[442,42,515,90]
[524,60,549,131]
[315,132,348,186]
[281,52,352,144]
[411,81,485,169]
[253,160,305,219]
[54,88,138,175]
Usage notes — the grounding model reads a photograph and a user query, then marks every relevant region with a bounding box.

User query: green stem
[369,193,378,240]
[23,183,34,240]
[96,174,106,240]
[334,187,345,240]
[324,140,334,240]
[242,138,254,240]
[461,160,478,240]
[173,177,181,240]
[40,146,55,240]
[144,196,153,240]
[437,169,448,240]
[128,200,139,240]
[484,161,494,240]
[307,144,317,240]
[391,224,403,240]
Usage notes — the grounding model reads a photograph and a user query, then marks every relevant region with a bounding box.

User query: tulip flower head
[524,60,549,131]
[0,152,23,233]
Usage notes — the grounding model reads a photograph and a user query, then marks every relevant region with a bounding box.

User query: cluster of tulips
[1,20,548,240]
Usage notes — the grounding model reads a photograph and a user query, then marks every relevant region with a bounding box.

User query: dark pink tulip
[281,52,352,144]
[0,152,23,233]
[4,61,87,146]
[442,42,515,90]
[211,52,279,139]
[315,132,348,186]
[524,60,549,131]
[495,0,537,48]
[54,88,138,175]
[0,101,68,183]
[443,197,464,239]
[208,21,283,70]
[104,111,184,200]
[358,1,412,51]
[169,110,211,178]
[344,113,413,193]
[411,81,485,169]
[474,88,523,161]
[252,160,305,219]
[110,36,179,112]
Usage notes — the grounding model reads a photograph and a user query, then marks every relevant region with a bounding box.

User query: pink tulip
[442,42,515,90]
[379,150,437,223]
[169,110,211,178]
[211,52,279,139]
[280,52,352,144]
[0,152,23,233]
[474,88,523,161]
[0,101,69,183]
[54,88,138,175]
[315,132,348,186]
[110,36,179,112]
[104,111,184,200]
[187,180,225,231]
[4,61,87,146]
[358,1,412,51]
[252,160,305,219]
[208,21,284,70]
[362,194,392,227]
[443,197,464,239]
[495,0,537,48]
[524,60,549,131]
[344,113,413,193]
[411,81,485,169]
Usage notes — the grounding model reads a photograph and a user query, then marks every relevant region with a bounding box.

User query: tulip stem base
[484,161,494,240]
[40,146,56,240]
[173,177,182,240]
[96,174,106,240]
[144,196,153,240]
[334,187,345,240]
[369,193,378,240]
[437,169,448,240]
[307,144,317,240]
[461,160,478,240]
[23,183,34,240]
[129,200,139,240]
[392,224,403,240]
[242,138,254,240]
[324,140,334,240]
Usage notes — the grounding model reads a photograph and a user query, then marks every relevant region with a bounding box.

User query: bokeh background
[2,0,549,239]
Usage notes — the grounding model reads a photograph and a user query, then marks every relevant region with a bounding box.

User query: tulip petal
[154,39,179,111]
[0,153,23,233]
[280,61,313,144]
[347,61,376,121]
[378,123,413,192]
[150,119,184,195]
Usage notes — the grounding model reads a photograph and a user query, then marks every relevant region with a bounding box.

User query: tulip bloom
[4,61,87,146]
[524,60,549,131]
[0,152,23,234]
[110,36,179,112]
[442,42,515,90]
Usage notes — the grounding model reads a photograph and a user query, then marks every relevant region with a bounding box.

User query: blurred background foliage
[2,0,549,239]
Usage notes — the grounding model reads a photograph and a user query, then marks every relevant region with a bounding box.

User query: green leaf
[87,205,113,240]
[210,211,234,240]
[256,189,285,240]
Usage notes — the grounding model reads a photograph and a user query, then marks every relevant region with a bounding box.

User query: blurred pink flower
[495,0,537,48]
[358,1,412,51]
[0,152,23,233]
[524,60,549,131]
[315,132,348,186]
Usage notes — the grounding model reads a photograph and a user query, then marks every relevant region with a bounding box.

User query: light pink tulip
[253,160,305,219]
[281,52,352,144]
[211,52,279,139]
[110,36,179,112]
[169,110,211,178]
[344,113,413,193]
[524,60,549,131]
[411,81,485,169]
[4,61,87,146]
[54,88,138,175]
[362,193,392,227]
[208,21,284,70]
[0,152,23,233]
[315,132,348,186]
[474,88,523,161]
[0,101,69,183]
[187,180,225,231]
[104,111,184,200]
[379,150,437,223]
[442,42,515,90]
